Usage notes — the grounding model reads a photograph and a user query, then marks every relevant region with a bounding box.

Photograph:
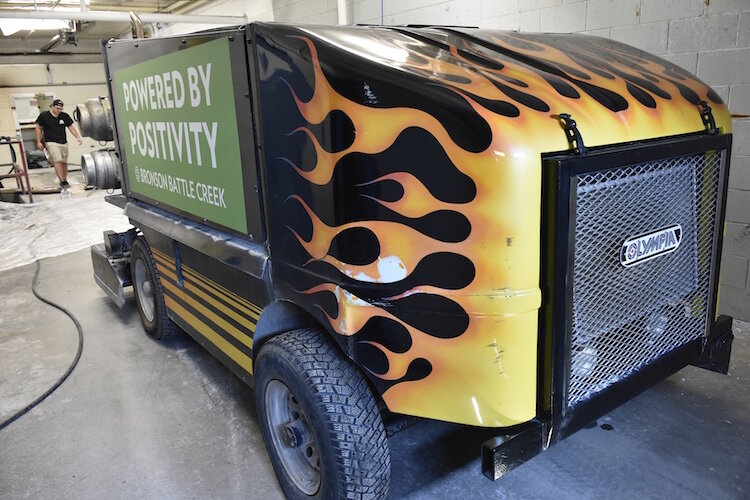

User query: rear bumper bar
[481,421,545,480]
[481,314,734,480]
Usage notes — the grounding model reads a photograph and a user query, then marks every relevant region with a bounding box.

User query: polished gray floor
[1,249,749,499]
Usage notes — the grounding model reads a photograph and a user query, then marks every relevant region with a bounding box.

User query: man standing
[35,99,83,189]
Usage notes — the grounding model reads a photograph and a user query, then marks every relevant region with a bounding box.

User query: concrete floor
[0,166,131,273]
[1,189,749,498]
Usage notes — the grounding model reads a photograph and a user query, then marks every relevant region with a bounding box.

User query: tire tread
[261,329,390,499]
[132,236,178,339]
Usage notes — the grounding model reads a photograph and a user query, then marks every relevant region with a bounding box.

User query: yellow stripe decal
[181,266,262,320]
[164,296,253,375]
[160,274,254,350]
[157,263,257,338]
[152,247,263,318]
[152,250,175,272]
[181,262,263,314]
[153,254,260,323]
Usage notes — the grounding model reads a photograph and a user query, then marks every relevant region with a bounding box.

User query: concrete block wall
[357,0,750,321]
[169,0,750,319]
[0,84,109,166]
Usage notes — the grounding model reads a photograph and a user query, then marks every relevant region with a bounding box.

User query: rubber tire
[255,328,390,500]
[130,236,177,340]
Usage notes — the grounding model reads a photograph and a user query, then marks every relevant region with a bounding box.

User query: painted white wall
[4,0,747,314]
[155,0,276,36]
[0,82,109,165]
[174,0,750,316]
[0,57,108,167]
[0,63,105,88]
[156,0,750,318]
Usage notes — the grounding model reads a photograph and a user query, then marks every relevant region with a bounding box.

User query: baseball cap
[52,99,64,107]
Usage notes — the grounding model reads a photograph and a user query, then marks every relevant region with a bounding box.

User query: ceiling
[0,0,222,63]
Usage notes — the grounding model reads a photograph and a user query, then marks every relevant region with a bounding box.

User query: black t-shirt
[36,111,73,144]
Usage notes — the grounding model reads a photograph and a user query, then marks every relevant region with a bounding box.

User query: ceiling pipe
[2,2,198,13]
[39,33,62,52]
[129,11,144,38]
[337,0,348,25]
[0,9,246,25]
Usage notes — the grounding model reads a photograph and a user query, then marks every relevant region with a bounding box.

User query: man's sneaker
[60,180,70,188]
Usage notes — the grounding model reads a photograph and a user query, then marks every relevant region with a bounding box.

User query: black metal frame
[540,131,733,444]
[482,133,735,480]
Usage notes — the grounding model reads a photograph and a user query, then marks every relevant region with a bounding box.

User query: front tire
[130,237,177,340]
[255,328,390,499]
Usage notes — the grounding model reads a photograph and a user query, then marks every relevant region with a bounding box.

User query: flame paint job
[252,23,731,427]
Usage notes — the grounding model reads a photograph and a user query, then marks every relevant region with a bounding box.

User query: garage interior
[1,1,749,498]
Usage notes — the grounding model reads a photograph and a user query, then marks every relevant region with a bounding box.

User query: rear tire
[255,328,390,499]
[130,237,177,340]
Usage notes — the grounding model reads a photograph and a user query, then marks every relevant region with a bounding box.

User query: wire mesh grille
[567,151,722,409]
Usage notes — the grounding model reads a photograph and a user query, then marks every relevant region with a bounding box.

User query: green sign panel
[114,37,247,234]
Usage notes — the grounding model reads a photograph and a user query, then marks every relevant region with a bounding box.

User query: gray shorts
[46,142,69,163]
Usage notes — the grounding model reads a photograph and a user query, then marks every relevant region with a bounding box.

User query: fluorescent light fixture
[2,0,90,4]
[0,0,93,35]
[0,18,69,36]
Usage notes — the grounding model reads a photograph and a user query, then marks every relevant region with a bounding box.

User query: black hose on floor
[0,259,84,431]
